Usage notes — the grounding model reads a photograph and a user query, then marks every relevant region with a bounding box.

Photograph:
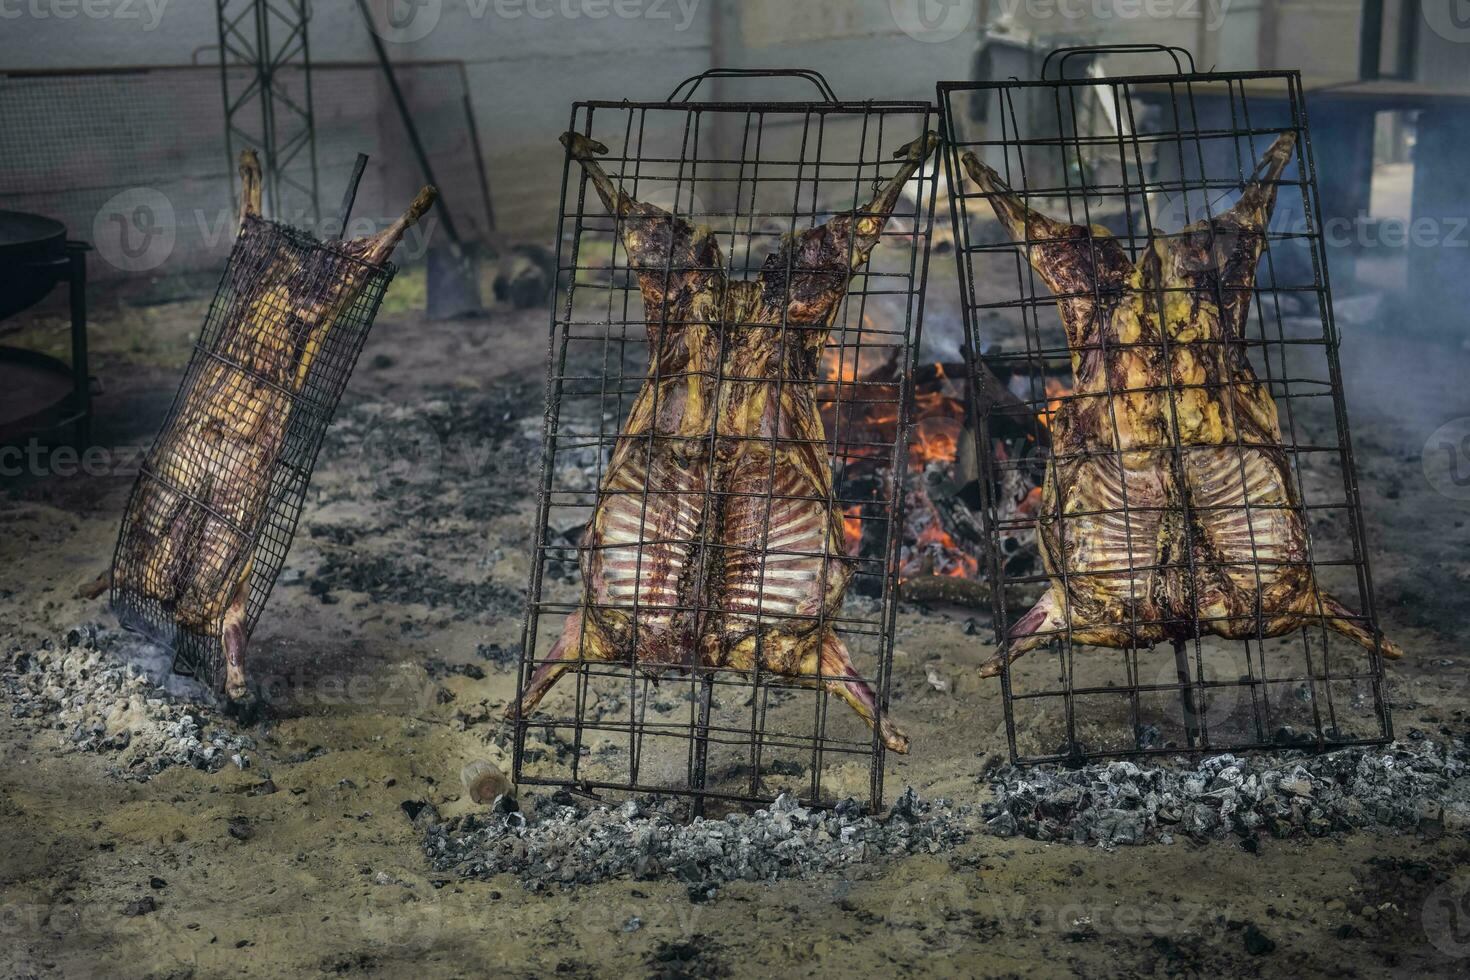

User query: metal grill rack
[112,182,396,689]
[513,70,939,812]
[940,45,1395,764]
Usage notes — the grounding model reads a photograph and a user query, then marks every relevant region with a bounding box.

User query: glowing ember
[820,346,1070,584]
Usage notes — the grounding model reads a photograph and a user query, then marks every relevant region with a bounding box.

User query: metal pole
[67,243,90,450]
[354,0,463,248]
[333,153,370,239]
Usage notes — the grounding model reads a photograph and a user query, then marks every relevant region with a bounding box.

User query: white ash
[423,789,970,893]
[982,736,1470,846]
[2,625,254,779]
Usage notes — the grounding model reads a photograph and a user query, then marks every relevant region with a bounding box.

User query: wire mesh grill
[111,215,395,688]
[939,48,1396,764]
[512,73,939,813]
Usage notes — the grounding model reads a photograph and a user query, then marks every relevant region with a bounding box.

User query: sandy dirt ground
[2,270,1468,978]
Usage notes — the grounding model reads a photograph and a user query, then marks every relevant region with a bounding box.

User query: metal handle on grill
[666,68,839,103]
[1040,44,1198,79]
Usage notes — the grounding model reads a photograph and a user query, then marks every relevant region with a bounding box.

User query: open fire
[821,344,1072,599]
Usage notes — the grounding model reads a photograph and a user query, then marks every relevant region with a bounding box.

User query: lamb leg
[981,587,1066,678]
[221,566,251,699]
[845,132,940,267]
[814,631,908,753]
[1295,591,1405,660]
[560,133,629,217]
[505,610,597,720]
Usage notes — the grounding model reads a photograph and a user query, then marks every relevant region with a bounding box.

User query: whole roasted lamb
[509,130,940,753]
[960,132,1402,677]
[113,152,435,698]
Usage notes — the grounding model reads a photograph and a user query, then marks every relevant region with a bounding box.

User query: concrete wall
[5,0,1464,245]
[0,0,978,241]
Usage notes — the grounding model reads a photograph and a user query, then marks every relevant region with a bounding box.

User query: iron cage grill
[512,70,940,812]
[112,213,396,689]
[939,46,1396,764]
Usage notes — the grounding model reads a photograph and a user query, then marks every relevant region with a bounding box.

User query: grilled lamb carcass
[960,133,1402,677]
[115,151,435,698]
[510,131,939,753]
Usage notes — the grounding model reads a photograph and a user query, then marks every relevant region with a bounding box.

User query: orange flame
[822,351,1069,581]
[842,504,863,556]
[1038,377,1071,429]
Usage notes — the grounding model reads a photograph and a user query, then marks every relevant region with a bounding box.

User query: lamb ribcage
[719,461,848,633]
[1046,441,1311,640]
[583,441,708,665]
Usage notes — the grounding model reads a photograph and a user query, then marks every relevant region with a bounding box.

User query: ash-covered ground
[2,275,1469,977]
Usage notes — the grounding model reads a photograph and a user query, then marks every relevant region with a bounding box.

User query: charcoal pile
[1,626,254,779]
[982,738,1470,846]
[423,789,970,893]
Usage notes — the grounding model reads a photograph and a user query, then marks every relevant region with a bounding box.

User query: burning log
[964,352,1052,448]
[113,152,435,698]
[508,130,941,753]
[960,132,1404,677]
[898,574,991,607]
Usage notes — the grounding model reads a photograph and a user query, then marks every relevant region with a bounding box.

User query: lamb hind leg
[504,610,596,721]
[980,588,1065,678]
[221,567,251,700]
[814,631,909,754]
[1294,590,1405,661]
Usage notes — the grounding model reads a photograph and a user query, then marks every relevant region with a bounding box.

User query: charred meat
[960,133,1403,676]
[510,131,940,752]
[114,151,435,698]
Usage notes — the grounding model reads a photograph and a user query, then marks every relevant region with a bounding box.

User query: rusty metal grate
[512,69,940,812]
[111,159,401,692]
[940,45,1396,764]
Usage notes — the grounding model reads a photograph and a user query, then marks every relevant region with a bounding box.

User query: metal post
[66,242,89,450]
[217,0,320,222]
